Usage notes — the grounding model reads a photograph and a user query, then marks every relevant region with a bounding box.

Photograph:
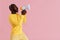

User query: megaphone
[20,4,30,10]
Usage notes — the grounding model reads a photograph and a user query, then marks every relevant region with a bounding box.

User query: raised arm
[21,10,27,23]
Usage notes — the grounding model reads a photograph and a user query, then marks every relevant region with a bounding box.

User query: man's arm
[21,10,27,23]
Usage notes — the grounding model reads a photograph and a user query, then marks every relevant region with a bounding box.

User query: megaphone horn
[26,4,30,10]
[20,4,30,10]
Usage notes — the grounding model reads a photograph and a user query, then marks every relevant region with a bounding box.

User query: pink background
[0,0,60,40]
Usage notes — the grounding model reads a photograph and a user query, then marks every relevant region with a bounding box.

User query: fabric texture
[9,14,28,40]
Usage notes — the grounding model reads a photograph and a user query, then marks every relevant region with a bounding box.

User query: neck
[11,12,17,14]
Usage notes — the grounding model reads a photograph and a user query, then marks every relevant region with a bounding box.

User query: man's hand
[21,10,27,15]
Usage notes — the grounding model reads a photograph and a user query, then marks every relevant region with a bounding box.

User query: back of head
[9,4,18,14]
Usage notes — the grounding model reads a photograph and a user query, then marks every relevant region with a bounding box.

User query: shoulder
[9,14,16,19]
[9,14,13,18]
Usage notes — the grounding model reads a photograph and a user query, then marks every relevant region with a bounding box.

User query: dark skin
[9,4,27,15]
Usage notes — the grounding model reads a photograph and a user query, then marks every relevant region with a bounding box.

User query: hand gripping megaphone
[20,4,30,10]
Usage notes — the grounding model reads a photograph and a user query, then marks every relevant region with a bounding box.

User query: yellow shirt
[9,14,26,35]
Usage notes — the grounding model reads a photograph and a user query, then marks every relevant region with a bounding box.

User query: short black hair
[21,10,27,15]
[9,4,18,14]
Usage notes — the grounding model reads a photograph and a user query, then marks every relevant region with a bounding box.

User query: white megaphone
[20,4,30,10]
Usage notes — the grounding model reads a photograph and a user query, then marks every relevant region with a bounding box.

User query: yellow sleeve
[9,15,19,26]
[20,15,26,23]
[23,15,26,23]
